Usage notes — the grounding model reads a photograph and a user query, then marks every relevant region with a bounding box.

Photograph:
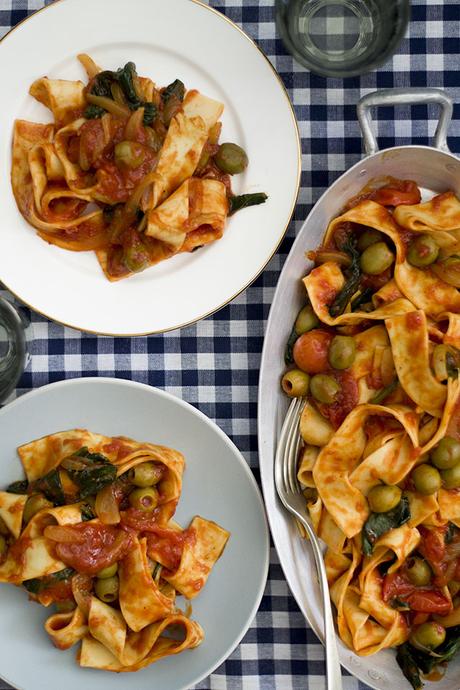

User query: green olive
[440,462,460,489]
[431,436,460,470]
[23,494,53,524]
[360,242,395,275]
[94,575,119,603]
[114,141,145,169]
[310,374,340,404]
[97,563,118,579]
[367,485,402,513]
[0,516,9,537]
[357,229,383,252]
[295,305,319,335]
[410,622,446,651]
[128,486,159,512]
[123,243,150,274]
[411,464,442,495]
[281,369,310,397]
[407,234,439,268]
[214,143,248,175]
[406,557,432,586]
[128,462,163,488]
[0,534,7,558]
[431,256,460,288]
[328,335,356,370]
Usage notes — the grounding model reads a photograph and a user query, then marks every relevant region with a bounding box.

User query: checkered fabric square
[0,1,459,688]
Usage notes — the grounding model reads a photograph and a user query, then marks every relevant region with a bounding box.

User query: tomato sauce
[316,370,358,429]
[345,179,421,210]
[53,523,134,575]
[146,527,196,572]
[382,571,452,615]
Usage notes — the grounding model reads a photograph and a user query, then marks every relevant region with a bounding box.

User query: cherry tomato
[293,330,333,374]
[382,571,452,614]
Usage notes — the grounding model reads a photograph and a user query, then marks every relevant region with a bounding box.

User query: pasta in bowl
[11,54,267,281]
[0,429,229,672]
[280,181,460,689]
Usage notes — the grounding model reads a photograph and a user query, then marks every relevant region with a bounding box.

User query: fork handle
[296,513,343,690]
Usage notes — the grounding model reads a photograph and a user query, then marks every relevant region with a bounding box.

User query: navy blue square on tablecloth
[0,1,459,688]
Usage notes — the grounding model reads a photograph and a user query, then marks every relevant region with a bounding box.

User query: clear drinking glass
[276,0,411,78]
[0,296,30,403]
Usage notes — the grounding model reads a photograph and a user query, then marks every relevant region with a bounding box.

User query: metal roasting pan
[258,88,460,690]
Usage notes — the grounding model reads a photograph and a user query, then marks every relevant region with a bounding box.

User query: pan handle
[357,88,453,156]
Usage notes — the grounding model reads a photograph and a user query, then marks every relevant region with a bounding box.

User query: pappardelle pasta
[0,430,229,672]
[281,181,460,689]
[11,54,267,281]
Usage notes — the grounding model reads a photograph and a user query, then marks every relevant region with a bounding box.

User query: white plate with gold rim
[0,0,300,335]
[0,378,269,690]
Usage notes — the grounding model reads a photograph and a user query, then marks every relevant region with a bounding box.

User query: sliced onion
[431,257,460,288]
[124,107,144,141]
[95,484,120,525]
[44,525,85,543]
[306,249,352,267]
[77,53,101,79]
[71,573,93,617]
[86,94,130,119]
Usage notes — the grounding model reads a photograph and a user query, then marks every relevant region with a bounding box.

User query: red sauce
[406,311,423,330]
[382,571,452,614]
[316,370,358,429]
[9,536,33,570]
[345,179,421,210]
[40,578,73,603]
[54,523,134,575]
[102,438,133,462]
[146,527,196,572]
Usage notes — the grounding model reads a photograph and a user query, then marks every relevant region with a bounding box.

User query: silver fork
[274,397,343,690]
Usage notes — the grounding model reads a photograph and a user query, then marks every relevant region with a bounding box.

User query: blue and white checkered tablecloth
[1,1,459,688]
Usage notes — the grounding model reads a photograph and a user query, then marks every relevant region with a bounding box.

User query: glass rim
[275,0,412,79]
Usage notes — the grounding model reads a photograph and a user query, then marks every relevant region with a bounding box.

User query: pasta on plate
[0,430,229,672]
[11,54,267,281]
[281,180,460,689]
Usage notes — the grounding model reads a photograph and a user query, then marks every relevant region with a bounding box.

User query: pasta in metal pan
[281,180,460,689]
[11,54,267,281]
[0,430,229,672]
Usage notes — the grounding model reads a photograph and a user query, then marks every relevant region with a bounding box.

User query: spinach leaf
[396,644,422,690]
[407,626,460,676]
[61,448,116,499]
[362,494,410,555]
[142,102,157,126]
[23,567,75,595]
[229,193,268,216]
[6,479,29,494]
[350,287,373,312]
[284,326,298,365]
[88,62,156,126]
[90,70,116,98]
[329,236,361,317]
[80,504,95,521]
[369,379,399,405]
[84,104,106,119]
[446,522,459,544]
[389,596,411,611]
[161,79,185,103]
[33,469,65,506]
[116,61,140,105]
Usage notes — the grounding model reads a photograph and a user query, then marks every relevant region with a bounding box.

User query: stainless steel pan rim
[257,87,460,690]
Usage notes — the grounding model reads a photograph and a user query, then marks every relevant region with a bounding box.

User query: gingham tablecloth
[1,1,459,688]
